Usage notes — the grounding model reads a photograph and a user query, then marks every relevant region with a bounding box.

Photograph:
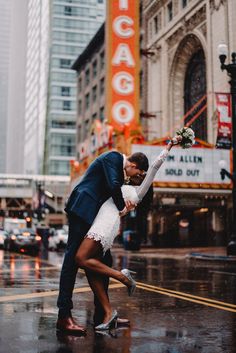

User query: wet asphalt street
[0,246,236,353]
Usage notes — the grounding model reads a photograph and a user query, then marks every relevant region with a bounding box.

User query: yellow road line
[1,259,235,312]
[0,283,123,303]
[136,282,236,309]
[136,284,236,313]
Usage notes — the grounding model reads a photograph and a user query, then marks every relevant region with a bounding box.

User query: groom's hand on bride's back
[119,200,137,217]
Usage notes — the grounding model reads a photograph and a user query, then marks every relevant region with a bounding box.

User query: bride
[75,135,182,330]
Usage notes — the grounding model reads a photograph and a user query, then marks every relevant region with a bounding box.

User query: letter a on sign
[106,0,140,132]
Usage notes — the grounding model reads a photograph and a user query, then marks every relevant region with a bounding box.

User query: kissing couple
[56,134,184,335]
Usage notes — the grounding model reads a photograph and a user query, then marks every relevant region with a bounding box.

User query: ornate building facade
[139,0,235,247]
[141,0,235,142]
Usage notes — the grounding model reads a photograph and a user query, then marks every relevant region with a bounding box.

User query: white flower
[176,127,195,149]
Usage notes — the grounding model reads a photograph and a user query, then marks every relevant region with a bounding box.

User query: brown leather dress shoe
[117,317,130,326]
[56,316,86,336]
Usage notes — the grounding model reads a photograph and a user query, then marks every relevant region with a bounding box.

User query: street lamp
[218,43,236,255]
[218,159,233,181]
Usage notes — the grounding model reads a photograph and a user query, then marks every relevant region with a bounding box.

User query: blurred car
[4,228,41,254]
[0,230,8,248]
[48,228,68,251]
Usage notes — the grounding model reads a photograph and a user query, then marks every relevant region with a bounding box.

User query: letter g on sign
[112,72,134,95]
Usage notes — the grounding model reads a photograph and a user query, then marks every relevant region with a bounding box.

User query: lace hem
[86,231,112,254]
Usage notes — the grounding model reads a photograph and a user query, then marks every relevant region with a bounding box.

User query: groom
[56,149,149,335]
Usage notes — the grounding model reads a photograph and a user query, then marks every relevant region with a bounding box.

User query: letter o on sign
[112,72,134,95]
[112,101,134,124]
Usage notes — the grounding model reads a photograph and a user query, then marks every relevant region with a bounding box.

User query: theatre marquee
[132,145,231,189]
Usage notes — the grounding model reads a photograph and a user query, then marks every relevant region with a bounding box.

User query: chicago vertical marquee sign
[106,0,140,133]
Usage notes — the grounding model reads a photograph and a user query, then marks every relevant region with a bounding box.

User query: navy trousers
[57,214,112,324]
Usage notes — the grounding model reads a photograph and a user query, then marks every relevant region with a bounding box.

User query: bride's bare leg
[86,270,112,323]
[75,238,131,287]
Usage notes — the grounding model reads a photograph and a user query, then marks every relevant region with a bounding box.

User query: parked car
[48,228,68,251]
[4,228,41,254]
[0,230,8,248]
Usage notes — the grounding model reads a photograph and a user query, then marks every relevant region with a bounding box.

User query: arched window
[184,49,207,141]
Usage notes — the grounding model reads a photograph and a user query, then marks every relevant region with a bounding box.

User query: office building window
[85,93,90,110]
[85,69,90,86]
[78,100,82,115]
[60,59,72,68]
[100,77,105,95]
[50,160,70,175]
[51,120,75,129]
[63,101,71,110]
[154,15,158,34]
[167,2,173,22]
[92,85,97,102]
[92,60,97,77]
[100,106,105,121]
[77,125,82,142]
[100,51,105,70]
[182,0,187,8]
[78,77,82,93]
[61,86,70,96]
[84,119,89,136]
[64,6,72,16]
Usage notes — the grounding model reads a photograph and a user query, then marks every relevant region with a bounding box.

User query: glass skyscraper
[24,0,50,175]
[0,0,28,173]
[43,0,105,175]
[0,1,11,173]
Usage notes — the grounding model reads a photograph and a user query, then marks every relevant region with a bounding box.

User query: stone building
[72,24,105,158]
[141,0,235,142]
[140,0,235,247]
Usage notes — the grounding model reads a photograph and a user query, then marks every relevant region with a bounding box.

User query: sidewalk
[112,245,236,262]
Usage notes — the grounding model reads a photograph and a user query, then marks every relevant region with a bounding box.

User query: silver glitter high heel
[121,269,136,296]
[95,310,118,331]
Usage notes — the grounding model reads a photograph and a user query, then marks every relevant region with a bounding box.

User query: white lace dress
[86,148,169,253]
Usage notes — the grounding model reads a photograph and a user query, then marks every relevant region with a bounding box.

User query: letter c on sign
[112,101,134,124]
[113,16,134,38]
[112,72,134,95]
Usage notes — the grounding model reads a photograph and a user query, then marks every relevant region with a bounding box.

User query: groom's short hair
[128,152,149,172]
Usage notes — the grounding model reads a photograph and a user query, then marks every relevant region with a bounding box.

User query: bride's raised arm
[136,136,181,201]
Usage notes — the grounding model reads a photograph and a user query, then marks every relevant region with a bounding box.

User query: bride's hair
[129,174,145,186]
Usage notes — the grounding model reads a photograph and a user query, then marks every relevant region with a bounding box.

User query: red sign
[105,0,140,132]
[216,93,232,149]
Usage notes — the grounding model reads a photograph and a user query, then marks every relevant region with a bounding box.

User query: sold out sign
[106,0,140,132]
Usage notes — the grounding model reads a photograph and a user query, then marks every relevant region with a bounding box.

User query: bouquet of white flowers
[175,127,195,149]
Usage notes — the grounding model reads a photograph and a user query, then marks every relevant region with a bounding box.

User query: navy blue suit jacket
[65,151,126,225]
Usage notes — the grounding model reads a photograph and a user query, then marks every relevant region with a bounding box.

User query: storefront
[132,142,232,247]
[149,189,230,247]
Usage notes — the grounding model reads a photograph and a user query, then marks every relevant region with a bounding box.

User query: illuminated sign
[78,124,113,160]
[106,0,140,132]
[132,145,231,188]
